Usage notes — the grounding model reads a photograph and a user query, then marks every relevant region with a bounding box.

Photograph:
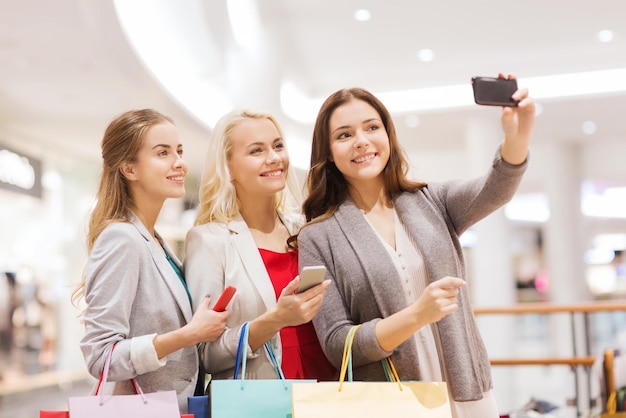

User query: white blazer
[184,212,303,380]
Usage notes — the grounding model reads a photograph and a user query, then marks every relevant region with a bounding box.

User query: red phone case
[213,286,236,312]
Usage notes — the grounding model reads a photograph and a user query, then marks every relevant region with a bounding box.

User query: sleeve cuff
[131,333,166,375]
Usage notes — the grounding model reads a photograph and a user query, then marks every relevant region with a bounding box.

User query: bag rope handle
[233,322,287,390]
[96,342,148,405]
[339,325,403,392]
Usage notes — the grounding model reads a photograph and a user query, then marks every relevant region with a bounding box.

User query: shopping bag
[39,411,69,418]
[210,322,315,418]
[292,325,452,418]
[188,394,209,418]
[68,343,181,418]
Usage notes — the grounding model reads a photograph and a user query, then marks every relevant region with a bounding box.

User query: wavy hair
[194,109,302,226]
[302,87,426,222]
[72,109,174,306]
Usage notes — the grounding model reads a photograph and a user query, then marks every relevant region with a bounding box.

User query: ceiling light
[582,121,597,135]
[281,67,626,123]
[597,29,614,43]
[417,49,434,62]
[354,9,371,22]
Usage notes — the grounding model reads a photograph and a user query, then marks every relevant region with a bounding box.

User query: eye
[177,149,184,156]
[250,147,263,155]
[158,150,168,157]
[367,124,379,131]
[273,142,285,150]
[337,132,351,140]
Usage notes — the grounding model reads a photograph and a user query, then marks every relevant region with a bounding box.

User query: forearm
[247,309,284,351]
[375,306,424,352]
[153,325,197,359]
[500,137,529,165]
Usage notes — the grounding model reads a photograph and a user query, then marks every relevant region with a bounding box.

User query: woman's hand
[412,276,466,325]
[187,295,230,344]
[499,73,536,165]
[271,276,332,327]
[376,276,466,352]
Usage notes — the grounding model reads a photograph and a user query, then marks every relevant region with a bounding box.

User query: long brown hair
[302,87,425,222]
[72,109,174,306]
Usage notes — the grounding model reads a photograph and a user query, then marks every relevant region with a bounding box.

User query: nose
[354,129,369,149]
[173,152,185,168]
[266,148,281,164]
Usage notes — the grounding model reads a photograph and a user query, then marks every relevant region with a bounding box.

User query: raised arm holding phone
[297,76,535,418]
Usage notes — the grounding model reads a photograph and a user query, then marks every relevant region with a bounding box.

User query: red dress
[258,248,336,381]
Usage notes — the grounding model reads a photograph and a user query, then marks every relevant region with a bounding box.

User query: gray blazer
[80,215,197,412]
[185,212,303,380]
[298,147,527,402]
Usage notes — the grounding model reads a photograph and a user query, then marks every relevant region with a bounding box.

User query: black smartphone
[471,76,519,107]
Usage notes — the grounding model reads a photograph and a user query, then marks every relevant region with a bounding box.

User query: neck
[348,180,391,214]
[132,200,163,238]
[239,196,279,233]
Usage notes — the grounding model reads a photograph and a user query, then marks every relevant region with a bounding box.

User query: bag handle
[96,343,148,405]
[233,322,287,389]
[338,325,403,392]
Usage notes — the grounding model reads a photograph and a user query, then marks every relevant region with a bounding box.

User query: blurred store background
[1,1,626,417]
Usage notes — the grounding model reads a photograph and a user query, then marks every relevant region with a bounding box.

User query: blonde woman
[185,109,335,382]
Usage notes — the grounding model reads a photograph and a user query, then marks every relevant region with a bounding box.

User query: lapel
[130,215,193,322]
[332,199,407,317]
[227,213,277,312]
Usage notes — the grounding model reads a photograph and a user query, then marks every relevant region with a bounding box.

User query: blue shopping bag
[210,322,315,418]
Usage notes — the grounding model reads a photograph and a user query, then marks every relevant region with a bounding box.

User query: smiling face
[228,117,289,200]
[328,98,390,188]
[121,121,187,204]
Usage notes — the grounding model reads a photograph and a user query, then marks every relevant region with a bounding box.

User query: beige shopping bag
[292,325,452,418]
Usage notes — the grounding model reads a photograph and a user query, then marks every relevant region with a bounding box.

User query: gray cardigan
[298,147,527,402]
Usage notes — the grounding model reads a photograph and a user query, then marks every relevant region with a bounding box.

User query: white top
[364,209,500,418]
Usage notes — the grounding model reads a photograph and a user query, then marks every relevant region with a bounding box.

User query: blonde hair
[72,109,174,306]
[195,109,302,225]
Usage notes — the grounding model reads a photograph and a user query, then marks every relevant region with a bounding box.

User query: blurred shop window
[581,181,626,219]
[585,240,626,298]
[1,266,58,380]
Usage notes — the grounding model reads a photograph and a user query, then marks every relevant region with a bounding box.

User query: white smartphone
[296,265,327,293]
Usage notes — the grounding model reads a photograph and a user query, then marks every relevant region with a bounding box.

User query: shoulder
[185,221,232,250]
[92,222,145,255]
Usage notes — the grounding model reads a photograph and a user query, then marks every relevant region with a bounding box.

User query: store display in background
[0,268,58,381]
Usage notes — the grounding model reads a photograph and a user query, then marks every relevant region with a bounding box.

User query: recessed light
[597,29,614,43]
[417,49,434,62]
[582,121,597,135]
[354,9,371,22]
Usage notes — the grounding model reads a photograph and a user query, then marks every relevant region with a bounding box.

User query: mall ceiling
[1,0,625,195]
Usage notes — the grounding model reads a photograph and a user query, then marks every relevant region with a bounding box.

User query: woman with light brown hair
[74,109,229,412]
[298,79,535,418]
